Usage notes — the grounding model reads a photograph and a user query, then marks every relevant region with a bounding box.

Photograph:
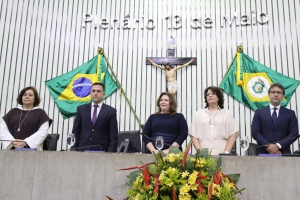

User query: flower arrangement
[120,143,245,200]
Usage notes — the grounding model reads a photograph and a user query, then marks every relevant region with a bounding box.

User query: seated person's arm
[24,121,49,149]
[0,121,15,149]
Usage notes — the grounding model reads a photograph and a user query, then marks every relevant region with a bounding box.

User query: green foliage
[125,148,245,200]
[227,174,240,184]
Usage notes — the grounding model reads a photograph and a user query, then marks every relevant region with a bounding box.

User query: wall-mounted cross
[146,37,197,96]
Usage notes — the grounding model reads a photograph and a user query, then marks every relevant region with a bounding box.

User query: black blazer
[251,106,299,154]
[71,103,118,152]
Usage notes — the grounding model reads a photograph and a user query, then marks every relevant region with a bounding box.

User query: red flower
[141,166,151,186]
[208,181,213,200]
[172,186,177,200]
[197,184,205,194]
[197,170,207,180]
[196,170,207,194]
[153,173,160,195]
[180,142,192,167]
[214,169,222,185]
[118,162,155,171]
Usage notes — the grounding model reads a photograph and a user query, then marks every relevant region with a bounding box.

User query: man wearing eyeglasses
[251,83,299,155]
[71,82,118,152]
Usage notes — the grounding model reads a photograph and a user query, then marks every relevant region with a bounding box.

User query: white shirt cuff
[276,143,282,149]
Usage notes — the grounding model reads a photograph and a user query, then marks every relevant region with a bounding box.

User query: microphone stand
[0,139,26,142]
[66,145,102,151]
[139,132,172,147]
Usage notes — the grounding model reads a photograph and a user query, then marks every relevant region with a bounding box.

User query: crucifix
[146,37,197,96]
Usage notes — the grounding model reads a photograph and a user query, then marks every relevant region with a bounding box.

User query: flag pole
[218,47,240,87]
[98,48,143,128]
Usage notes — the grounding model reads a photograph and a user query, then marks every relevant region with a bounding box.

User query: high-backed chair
[247,143,258,155]
[117,130,141,153]
[43,133,60,151]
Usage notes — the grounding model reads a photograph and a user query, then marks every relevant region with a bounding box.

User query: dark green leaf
[227,173,241,184]
[126,170,141,185]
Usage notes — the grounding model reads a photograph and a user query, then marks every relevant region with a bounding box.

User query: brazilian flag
[45,48,119,119]
[219,46,300,111]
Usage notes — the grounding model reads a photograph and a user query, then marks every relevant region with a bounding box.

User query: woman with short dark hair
[143,92,188,154]
[190,86,239,155]
[0,86,52,150]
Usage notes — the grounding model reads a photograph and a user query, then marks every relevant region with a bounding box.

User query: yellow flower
[167,167,177,175]
[212,183,221,195]
[174,153,181,158]
[167,153,176,162]
[179,192,192,200]
[159,171,166,180]
[165,178,174,187]
[190,184,198,191]
[188,171,198,184]
[126,149,244,199]
[146,184,153,190]
[151,177,156,184]
[181,171,189,178]
[133,175,143,185]
[180,184,190,194]
[223,180,236,190]
[133,193,141,200]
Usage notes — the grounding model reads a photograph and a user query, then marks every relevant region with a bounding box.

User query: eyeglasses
[270,91,283,95]
[206,92,216,96]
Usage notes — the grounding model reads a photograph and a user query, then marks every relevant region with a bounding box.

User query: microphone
[0,140,16,142]
[65,133,102,151]
[68,145,102,151]
[256,135,300,148]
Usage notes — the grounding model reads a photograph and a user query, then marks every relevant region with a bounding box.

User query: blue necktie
[272,107,277,125]
[92,104,98,125]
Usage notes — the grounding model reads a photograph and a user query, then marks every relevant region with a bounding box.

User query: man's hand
[274,150,282,154]
[191,58,195,62]
[266,144,279,154]
[146,58,151,62]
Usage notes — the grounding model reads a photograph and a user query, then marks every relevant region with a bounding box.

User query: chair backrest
[140,124,148,153]
[247,143,258,156]
[43,133,60,151]
[117,130,141,153]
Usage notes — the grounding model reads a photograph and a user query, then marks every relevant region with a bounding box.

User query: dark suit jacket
[251,105,299,154]
[71,103,118,152]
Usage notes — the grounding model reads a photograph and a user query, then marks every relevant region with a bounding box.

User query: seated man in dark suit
[251,83,299,154]
[71,82,118,152]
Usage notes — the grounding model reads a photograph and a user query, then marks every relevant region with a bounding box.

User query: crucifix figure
[146,37,197,96]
